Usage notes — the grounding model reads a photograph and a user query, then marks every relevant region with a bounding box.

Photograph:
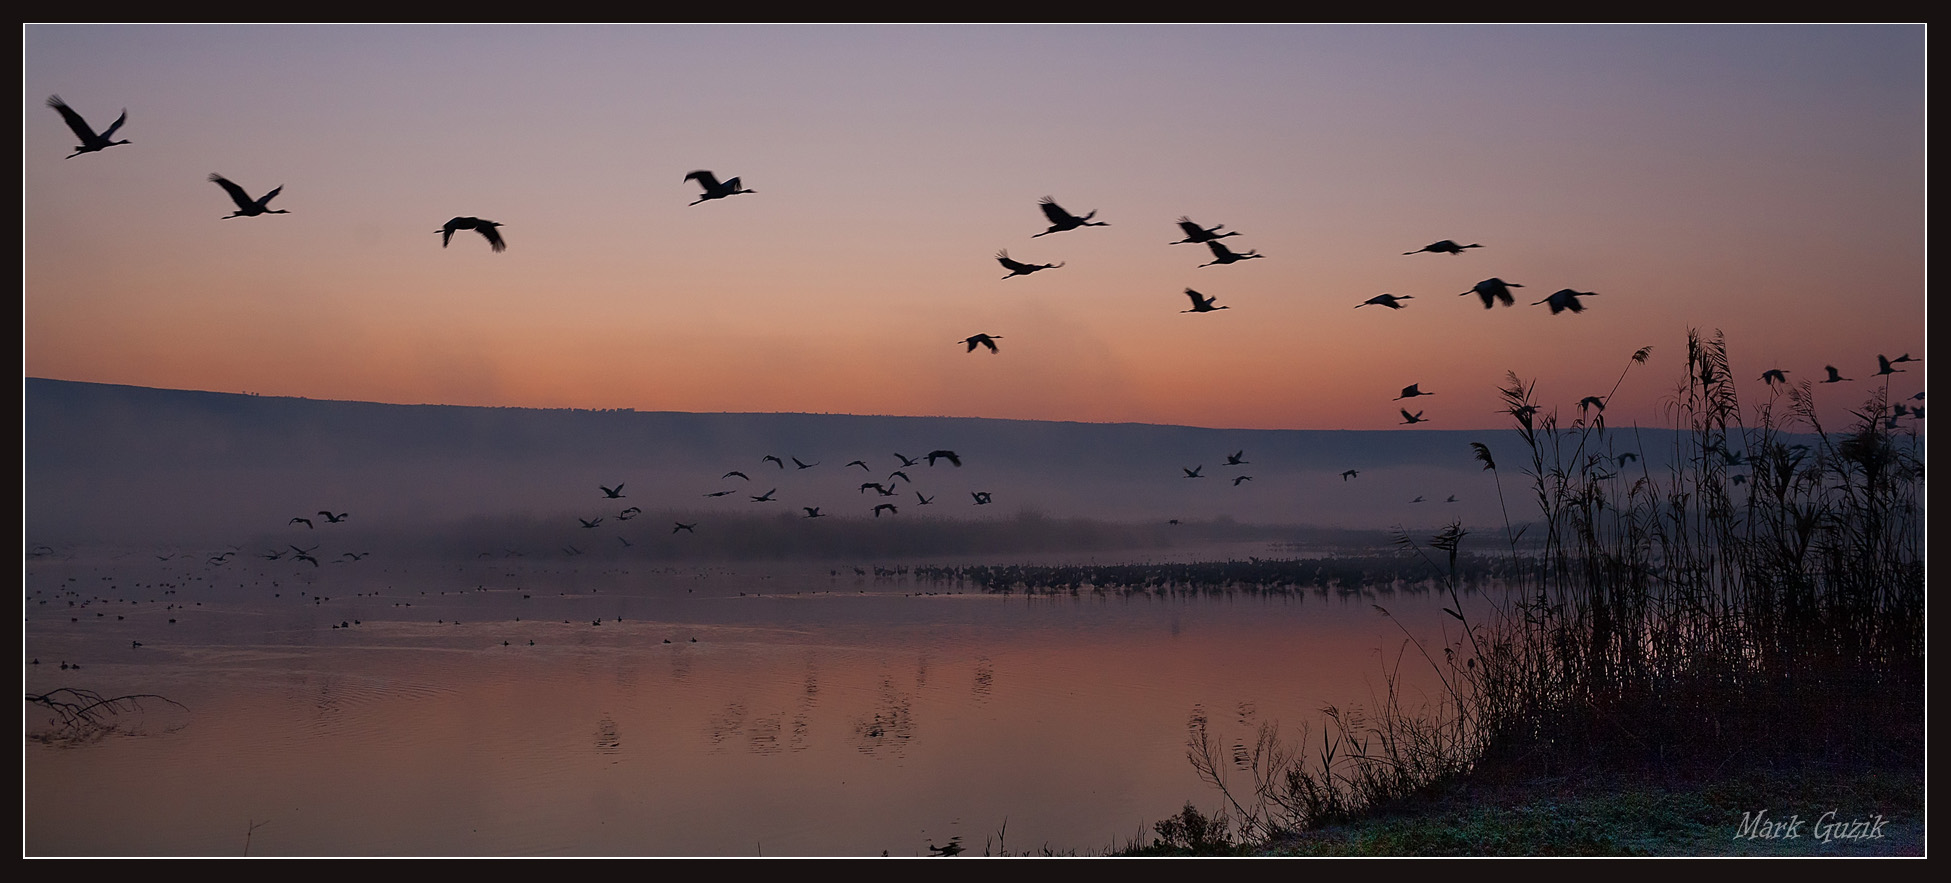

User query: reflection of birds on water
[438,217,505,252]
[1404,239,1481,256]
[684,170,754,205]
[1031,196,1108,237]
[1181,289,1228,313]
[1170,216,1239,245]
[1358,294,1412,309]
[996,250,1061,279]
[47,95,130,158]
[209,174,288,218]
[960,333,1003,353]
[1461,278,1522,308]
[1534,289,1596,315]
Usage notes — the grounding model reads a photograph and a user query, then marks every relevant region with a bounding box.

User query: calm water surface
[26,548,1468,856]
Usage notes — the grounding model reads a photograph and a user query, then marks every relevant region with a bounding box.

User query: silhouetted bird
[887,470,912,485]
[1225,450,1248,466]
[579,517,603,529]
[996,250,1061,279]
[1341,470,1359,481]
[1404,240,1481,256]
[1170,216,1240,245]
[723,471,750,481]
[673,522,697,533]
[685,170,754,205]
[961,333,1003,353]
[1032,196,1108,237]
[916,492,934,505]
[618,507,642,519]
[894,453,921,467]
[1198,241,1263,267]
[209,174,288,218]
[1534,289,1596,314]
[1232,475,1252,486]
[927,450,962,467]
[1181,289,1228,313]
[1358,294,1412,309]
[971,492,993,505]
[600,483,626,499]
[1759,369,1789,386]
[872,503,898,518]
[1876,355,1906,376]
[1461,278,1522,309]
[290,517,313,529]
[1889,353,1920,364]
[703,490,736,497]
[1395,384,1432,400]
[751,489,779,502]
[439,217,505,252]
[803,507,826,518]
[846,460,870,470]
[1579,396,1606,413]
[1821,366,1851,383]
[1445,495,1458,503]
[793,458,818,469]
[1400,409,1427,425]
[47,95,129,158]
[860,482,889,495]
[1412,495,1425,503]
[1184,466,1204,478]
[763,455,785,468]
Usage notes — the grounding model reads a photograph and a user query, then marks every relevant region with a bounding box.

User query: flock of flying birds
[45,92,1923,541]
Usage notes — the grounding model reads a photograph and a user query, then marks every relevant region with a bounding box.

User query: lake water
[25,545,1468,856]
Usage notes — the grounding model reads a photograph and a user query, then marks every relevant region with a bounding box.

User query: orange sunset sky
[25,24,1926,432]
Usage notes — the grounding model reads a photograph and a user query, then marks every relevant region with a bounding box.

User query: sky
[24,24,1926,432]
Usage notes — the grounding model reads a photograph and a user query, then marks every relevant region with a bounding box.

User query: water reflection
[26,553,1466,856]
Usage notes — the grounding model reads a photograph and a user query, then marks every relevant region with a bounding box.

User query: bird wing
[1038,197,1072,224]
[1176,218,1203,238]
[1205,241,1234,258]
[209,174,254,209]
[478,224,506,252]
[686,170,721,190]
[47,96,97,140]
[996,251,1028,272]
[260,184,283,205]
[723,176,742,192]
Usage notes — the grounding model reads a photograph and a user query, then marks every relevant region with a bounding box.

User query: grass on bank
[1132,330,1925,856]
